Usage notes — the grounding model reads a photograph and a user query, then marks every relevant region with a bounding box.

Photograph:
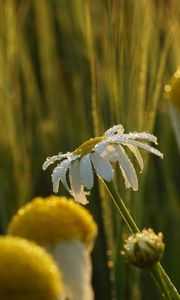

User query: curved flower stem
[101,179,180,300]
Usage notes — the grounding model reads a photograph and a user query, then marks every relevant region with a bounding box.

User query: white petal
[125,144,144,171]
[119,167,131,188]
[111,132,158,144]
[69,160,81,195]
[113,145,138,191]
[124,132,158,144]
[94,141,118,162]
[79,154,94,189]
[90,152,114,181]
[72,187,89,205]
[93,140,108,153]
[52,159,72,193]
[42,152,71,170]
[49,241,94,300]
[121,140,163,158]
[104,124,124,136]
[100,144,118,163]
[69,160,89,204]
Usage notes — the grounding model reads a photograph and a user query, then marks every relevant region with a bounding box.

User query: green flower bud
[121,228,165,268]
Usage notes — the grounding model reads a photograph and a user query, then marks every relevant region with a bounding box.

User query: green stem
[101,179,180,300]
[102,179,140,234]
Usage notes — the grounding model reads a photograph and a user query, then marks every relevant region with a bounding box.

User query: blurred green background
[0,0,180,299]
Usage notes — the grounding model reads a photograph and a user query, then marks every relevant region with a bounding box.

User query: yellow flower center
[8,196,97,247]
[0,236,62,300]
[73,136,106,155]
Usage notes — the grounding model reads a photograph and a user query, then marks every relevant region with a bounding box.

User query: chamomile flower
[43,125,163,204]
[0,236,63,300]
[8,196,97,300]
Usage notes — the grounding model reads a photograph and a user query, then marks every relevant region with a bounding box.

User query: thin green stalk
[101,179,180,300]
[151,263,180,300]
[101,179,140,234]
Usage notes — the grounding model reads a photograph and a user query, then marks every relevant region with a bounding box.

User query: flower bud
[121,228,165,268]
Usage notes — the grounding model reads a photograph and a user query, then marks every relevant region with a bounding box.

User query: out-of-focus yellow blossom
[8,196,97,300]
[164,68,180,111]
[0,236,63,300]
[8,195,97,247]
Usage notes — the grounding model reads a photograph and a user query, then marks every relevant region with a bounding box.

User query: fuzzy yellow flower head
[8,196,97,247]
[0,236,63,300]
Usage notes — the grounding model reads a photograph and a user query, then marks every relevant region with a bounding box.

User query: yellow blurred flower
[0,236,63,300]
[8,196,98,300]
[8,195,97,248]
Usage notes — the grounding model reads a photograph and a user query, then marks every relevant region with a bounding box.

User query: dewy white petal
[47,240,94,300]
[125,132,158,143]
[90,152,114,181]
[42,152,71,170]
[112,132,158,144]
[69,160,81,195]
[72,187,89,205]
[52,159,72,193]
[100,144,118,163]
[125,144,144,171]
[113,145,138,191]
[79,154,94,189]
[69,160,89,204]
[104,124,124,136]
[121,140,163,158]
[119,166,131,188]
[51,155,78,193]
[93,140,108,154]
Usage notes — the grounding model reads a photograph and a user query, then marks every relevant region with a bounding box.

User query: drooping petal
[90,152,114,181]
[93,140,108,154]
[69,160,89,204]
[113,145,138,191]
[100,144,118,163]
[79,154,94,189]
[72,187,89,205]
[126,132,158,143]
[125,144,144,171]
[121,139,163,158]
[69,160,81,195]
[42,152,71,170]
[52,159,72,193]
[111,132,158,144]
[119,166,131,188]
[104,124,124,136]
